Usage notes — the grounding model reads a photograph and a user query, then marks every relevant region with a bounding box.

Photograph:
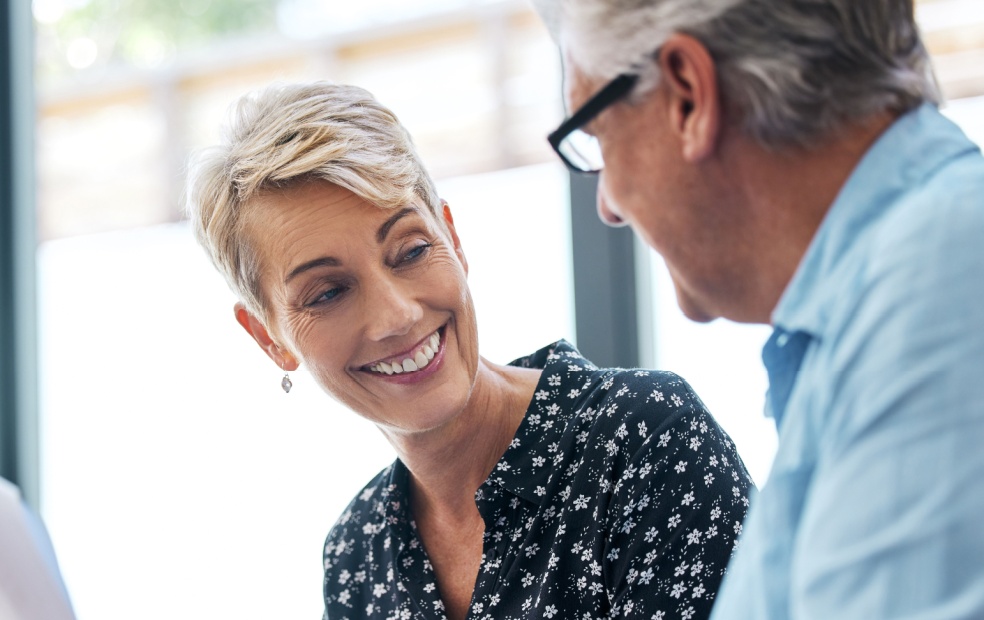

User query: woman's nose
[363,277,423,341]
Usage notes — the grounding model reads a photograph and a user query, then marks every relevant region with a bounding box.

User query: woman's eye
[312,285,346,306]
[401,242,432,263]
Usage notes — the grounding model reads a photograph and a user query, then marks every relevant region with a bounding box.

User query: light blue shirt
[711,104,984,619]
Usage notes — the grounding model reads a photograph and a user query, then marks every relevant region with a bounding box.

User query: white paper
[0,479,76,620]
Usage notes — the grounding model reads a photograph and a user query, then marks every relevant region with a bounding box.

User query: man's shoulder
[781,109,984,331]
[854,150,984,314]
[816,137,984,336]
[879,145,984,247]
[792,128,984,434]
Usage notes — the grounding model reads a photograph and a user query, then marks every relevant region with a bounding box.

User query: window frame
[0,0,39,509]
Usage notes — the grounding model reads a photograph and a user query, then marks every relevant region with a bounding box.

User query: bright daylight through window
[27,0,984,618]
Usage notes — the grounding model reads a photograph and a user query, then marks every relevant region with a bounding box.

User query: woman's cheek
[287,313,318,348]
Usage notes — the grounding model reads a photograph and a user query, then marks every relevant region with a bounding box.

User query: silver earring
[281,361,292,394]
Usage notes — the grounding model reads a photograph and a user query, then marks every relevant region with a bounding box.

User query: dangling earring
[281,360,293,394]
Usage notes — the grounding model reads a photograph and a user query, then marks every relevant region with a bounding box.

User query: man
[533,1,984,618]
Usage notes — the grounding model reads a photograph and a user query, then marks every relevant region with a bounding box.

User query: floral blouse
[323,341,753,620]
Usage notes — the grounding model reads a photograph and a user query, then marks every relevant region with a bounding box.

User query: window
[39,163,572,619]
[35,3,572,618]
[27,1,984,617]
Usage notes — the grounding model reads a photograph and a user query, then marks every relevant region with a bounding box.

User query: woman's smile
[361,324,447,384]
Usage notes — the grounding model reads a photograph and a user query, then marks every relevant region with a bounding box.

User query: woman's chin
[319,322,483,440]
[337,368,473,437]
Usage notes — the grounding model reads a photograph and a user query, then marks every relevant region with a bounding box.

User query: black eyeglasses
[547,73,639,174]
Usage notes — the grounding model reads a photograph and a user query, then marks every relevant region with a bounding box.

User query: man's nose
[596,180,627,227]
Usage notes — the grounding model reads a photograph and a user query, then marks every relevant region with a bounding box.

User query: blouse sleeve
[601,378,753,619]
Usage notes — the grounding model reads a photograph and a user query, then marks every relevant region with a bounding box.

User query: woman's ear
[442,202,469,276]
[234,302,299,370]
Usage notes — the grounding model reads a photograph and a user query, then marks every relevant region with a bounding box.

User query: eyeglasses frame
[547,72,640,174]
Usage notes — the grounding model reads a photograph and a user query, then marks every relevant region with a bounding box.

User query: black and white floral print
[323,341,753,620]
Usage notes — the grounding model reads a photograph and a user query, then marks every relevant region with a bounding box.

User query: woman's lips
[362,327,448,385]
[365,328,442,375]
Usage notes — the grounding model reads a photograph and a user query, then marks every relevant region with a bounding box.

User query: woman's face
[243,180,479,434]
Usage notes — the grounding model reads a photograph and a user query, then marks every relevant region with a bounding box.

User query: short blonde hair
[186,81,441,318]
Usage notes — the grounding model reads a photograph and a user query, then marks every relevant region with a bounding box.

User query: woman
[186,82,752,620]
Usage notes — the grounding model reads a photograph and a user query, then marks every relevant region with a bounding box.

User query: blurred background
[4,0,984,617]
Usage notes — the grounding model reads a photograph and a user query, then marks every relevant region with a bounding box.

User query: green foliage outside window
[36,0,279,79]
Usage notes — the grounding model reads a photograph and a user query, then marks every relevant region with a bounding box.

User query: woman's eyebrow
[376,207,417,243]
[284,206,420,285]
[285,256,341,284]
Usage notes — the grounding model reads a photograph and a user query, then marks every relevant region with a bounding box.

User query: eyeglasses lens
[559,129,604,173]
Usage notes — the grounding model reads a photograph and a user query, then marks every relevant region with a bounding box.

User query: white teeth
[368,329,442,375]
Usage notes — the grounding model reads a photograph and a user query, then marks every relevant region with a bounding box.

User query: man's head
[536,0,939,322]
[540,0,937,147]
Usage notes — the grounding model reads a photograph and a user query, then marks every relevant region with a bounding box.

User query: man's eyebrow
[285,256,341,284]
[377,207,417,243]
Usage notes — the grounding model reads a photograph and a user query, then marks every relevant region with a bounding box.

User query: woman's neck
[381,358,541,518]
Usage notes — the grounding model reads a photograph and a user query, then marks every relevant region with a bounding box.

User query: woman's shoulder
[575,367,736,460]
[586,366,700,409]
[557,366,753,525]
[515,339,735,454]
[517,339,697,401]
[570,366,713,442]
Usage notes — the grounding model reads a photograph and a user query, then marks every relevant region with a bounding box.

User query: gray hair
[185,82,441,319]
[535,0,940,147]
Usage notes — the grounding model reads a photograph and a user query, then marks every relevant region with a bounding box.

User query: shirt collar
[381,459,415,550]
[772,103,979,335]
[380,340,592,532]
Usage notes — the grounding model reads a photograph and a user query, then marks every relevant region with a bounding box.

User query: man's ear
[442,202,469,276]
[656,33,722,162]
[234,302,299,370]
